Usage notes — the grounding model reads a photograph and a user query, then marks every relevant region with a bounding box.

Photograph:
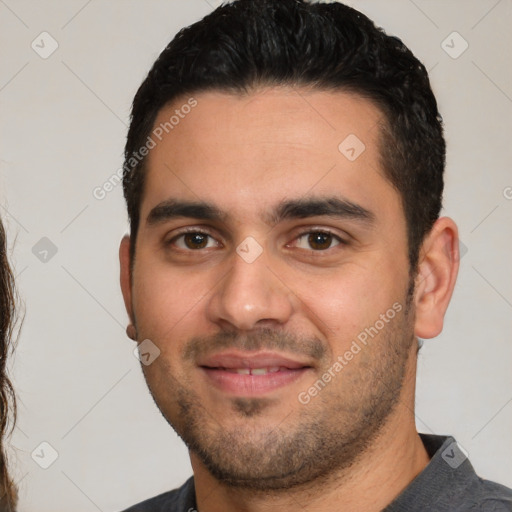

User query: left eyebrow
[265,196,376,227]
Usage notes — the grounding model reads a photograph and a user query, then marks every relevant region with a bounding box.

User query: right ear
[119,235,134,324]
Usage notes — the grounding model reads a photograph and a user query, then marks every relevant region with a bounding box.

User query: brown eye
[308,232,333,250]
[295,231,342,251]
[183,233,209,249]
[170,231,218,250]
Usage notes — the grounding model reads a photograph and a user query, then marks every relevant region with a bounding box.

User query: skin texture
[120,87,459,511]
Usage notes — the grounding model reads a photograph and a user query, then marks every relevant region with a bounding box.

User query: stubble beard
[146,296,416,493]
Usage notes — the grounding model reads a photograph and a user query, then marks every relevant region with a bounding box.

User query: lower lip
[200,367,310,396]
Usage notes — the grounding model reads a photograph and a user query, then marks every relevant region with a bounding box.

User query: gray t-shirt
[120,434,512,511]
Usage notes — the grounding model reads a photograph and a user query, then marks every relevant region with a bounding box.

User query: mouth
[198,351,313,396]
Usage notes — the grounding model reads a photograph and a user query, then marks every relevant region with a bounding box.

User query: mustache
[183,328,327,363]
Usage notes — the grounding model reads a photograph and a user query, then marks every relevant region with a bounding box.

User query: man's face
[122,87,417,490]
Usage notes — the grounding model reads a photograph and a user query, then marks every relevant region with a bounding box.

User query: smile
[218,366,284,375]
[197,351,314,396]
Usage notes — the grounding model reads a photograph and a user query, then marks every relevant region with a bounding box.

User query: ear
[413,217,460,339]
[119,235,134,324]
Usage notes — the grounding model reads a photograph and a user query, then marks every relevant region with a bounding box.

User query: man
[118,0,512,510]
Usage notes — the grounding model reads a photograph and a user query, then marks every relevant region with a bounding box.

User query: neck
[191,350,430,512]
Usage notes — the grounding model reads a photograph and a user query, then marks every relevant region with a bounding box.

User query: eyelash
[166,227,348,252]
[292,230,346,251]
[168,228,220,250]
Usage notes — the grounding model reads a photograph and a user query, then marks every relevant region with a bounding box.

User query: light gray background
[0,0,511,510]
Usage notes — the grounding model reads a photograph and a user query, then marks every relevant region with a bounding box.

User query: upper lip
[198,351,312,370]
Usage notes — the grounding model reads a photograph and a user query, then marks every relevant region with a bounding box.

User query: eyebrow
[146,196,375,227]
[267,197,375,226]
[147,199,226,226]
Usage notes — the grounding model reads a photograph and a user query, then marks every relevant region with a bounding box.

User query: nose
[205,246,295,331]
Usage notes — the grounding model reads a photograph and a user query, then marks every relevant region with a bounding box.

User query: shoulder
[119,477,196,512]
[457,476,512,511]
[423,434,512,511]
[386,434,512,511]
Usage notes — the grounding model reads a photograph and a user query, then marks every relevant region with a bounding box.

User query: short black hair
[123,0,444,272]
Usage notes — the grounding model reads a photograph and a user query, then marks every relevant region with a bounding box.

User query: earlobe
[119,235,135,326]
[413,217,460,339]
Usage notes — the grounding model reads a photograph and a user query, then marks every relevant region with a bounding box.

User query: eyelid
[163,225,350,250]
[165,226,222,248]
[290,226,350,245]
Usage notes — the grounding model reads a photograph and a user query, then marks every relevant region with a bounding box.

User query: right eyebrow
[146,199,227,226]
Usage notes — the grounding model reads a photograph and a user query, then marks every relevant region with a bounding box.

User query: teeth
[223,367,283,375]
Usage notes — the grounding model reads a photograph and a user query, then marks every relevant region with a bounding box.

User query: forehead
[140,86,399,224]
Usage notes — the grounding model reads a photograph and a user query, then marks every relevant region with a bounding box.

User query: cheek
[290,262,403,341]
[132,264,212,349]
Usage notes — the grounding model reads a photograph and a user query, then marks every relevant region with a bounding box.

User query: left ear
[413,217,460,339]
